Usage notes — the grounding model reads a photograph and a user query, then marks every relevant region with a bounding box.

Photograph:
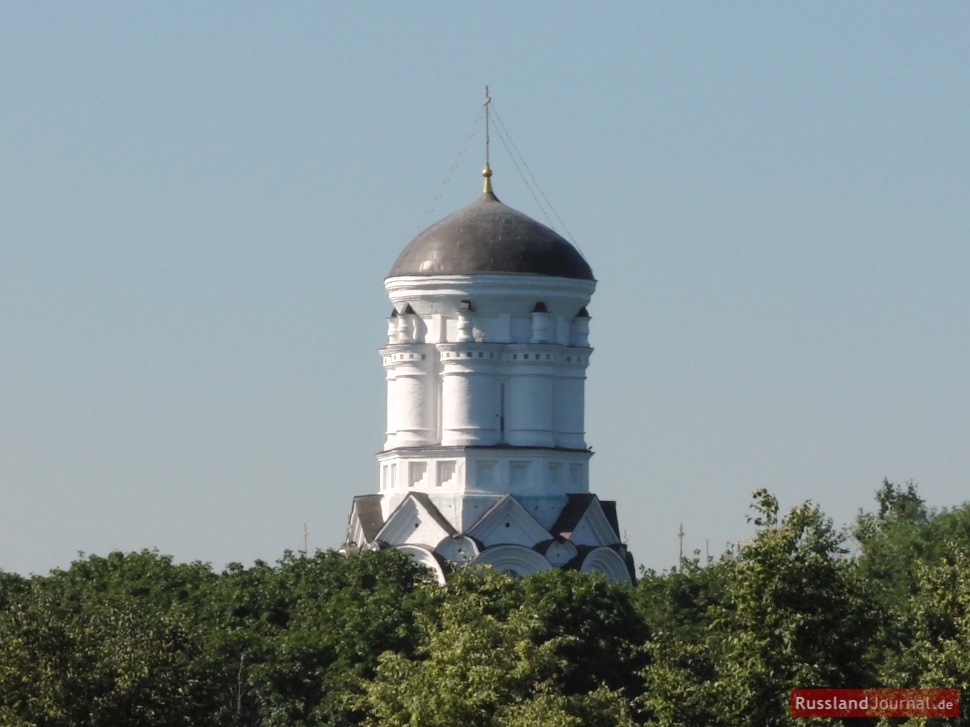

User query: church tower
[343,161,635,584]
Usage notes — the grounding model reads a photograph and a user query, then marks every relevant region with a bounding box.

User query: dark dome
[388,192,594,280]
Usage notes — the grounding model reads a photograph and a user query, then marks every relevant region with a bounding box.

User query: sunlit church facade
[342,165,635,584]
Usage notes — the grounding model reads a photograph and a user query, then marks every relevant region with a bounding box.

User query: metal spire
[482,85,493,194]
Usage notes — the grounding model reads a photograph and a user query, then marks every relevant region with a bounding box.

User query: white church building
[343,164,635,584]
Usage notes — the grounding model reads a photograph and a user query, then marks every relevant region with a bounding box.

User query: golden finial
[483,85,492,194]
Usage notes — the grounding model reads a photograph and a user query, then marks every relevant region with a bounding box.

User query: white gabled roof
[375,493,456,547]
[553,495,621,548]
[467,495,552,548]
[345,494,384,549]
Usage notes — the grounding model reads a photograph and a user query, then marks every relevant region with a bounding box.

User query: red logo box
[790,689,960,718]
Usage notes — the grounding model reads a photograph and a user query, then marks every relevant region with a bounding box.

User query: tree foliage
[361,570,639,727]
[641,490,878,727]
[1,482,968,726]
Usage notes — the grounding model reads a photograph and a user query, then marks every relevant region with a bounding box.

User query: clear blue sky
[2,3,968,575]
